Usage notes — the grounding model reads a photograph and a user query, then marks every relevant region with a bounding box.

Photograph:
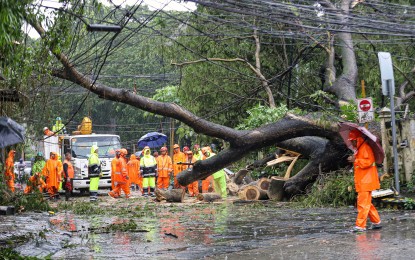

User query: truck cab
[44,134,121,193]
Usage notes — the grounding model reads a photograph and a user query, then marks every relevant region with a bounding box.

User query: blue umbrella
[137,132,167,148]
[0,117,25,148]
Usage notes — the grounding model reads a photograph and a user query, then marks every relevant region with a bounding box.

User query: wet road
[1,195,415,259]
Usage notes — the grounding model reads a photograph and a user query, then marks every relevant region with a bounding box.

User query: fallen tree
[23,0,362,198]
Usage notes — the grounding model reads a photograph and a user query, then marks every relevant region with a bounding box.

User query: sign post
[378,52,400,194]
[357,98,374,123]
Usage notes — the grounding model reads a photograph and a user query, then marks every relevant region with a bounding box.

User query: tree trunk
[197,193,222,202]
[245,136,349,198]
[278,137,349,197]
[324,0,358,102]
[155,188,185,202]
[267,177,286,201]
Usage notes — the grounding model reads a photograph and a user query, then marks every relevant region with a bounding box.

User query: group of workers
[2,142,227,202]
[108,143,227,200]
[2,150,73,201]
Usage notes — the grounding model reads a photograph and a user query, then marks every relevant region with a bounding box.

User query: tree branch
[253,28,276,108]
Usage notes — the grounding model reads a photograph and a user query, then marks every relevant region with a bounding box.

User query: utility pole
[378,52,400,194]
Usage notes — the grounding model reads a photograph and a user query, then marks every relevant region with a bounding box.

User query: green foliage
[0,248,41,260]
[14,192,51,212]
[0,0,31,65]
[293,169,356,207]
[103,219,138,232]
[340,102,358,122]
[58,201,105,215]
[0,175,50,212]
[404,197,415,210]
[236,103,290,129]
[144,85,181,118]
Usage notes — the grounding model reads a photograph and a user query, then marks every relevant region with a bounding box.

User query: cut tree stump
[238,185,268,200]
[267,177,286,201]
[227,182,240,196]
[257,178,271,191]
[197,193,222,202]
[155,189,185,202]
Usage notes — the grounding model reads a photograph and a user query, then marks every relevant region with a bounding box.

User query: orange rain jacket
[5,150,16,192]
[111,156,119,190]
[114,155,128,183]
[353,136,380,192]
[173,149,186,177]
[42,152,63,189]
[127,154,140,185]
[157,154,173,178]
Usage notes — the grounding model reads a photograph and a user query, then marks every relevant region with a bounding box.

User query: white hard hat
[43,127,49,131]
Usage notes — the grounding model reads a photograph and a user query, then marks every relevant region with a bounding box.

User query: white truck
[43,134,121,193]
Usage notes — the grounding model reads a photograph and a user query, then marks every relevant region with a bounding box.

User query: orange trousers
[188,181,199,197]
[201,176,212,193]
[109,183,130,198]
[157,177,169,189]
[136,177,143,192]
[6,180,15,193]
[356,191,381,229]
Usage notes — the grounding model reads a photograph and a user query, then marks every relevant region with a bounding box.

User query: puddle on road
[2,200,415,259]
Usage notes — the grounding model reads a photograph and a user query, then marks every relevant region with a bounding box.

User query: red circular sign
[359,99,371,112]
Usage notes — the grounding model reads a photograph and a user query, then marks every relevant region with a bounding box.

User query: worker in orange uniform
[200,147,213,193]
[111,149,121,194]
[62,152,74,201]
[348,129,382,232]
[24,172,47,194]
[184,151,198,197]
[4,150,16,192]
[120,148,130,191]
[108,149,130,198]
[42,152,63,200]
[156,146,173,190]
[172,144,186,189]
[127,154,140,192]
[136,152,143,193]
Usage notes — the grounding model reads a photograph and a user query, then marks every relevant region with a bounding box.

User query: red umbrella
[338,122,385,164]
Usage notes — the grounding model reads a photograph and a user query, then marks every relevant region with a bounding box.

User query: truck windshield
[71,136,121,158]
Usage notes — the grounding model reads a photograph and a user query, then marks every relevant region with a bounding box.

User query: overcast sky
[25,0,196,38]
